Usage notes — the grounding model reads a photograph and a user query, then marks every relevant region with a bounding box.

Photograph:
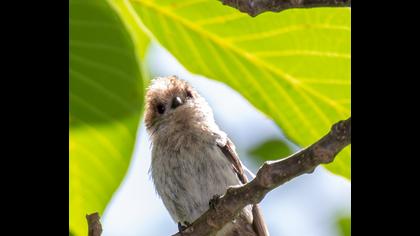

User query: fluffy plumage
[145,76,268,236]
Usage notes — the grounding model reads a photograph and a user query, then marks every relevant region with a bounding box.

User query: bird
[144,75,269,236]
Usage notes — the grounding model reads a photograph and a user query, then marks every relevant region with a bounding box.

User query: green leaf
[109,0,150,59]
[337,216,351,236]
[249,139,293,163]
[129,0,350,179]
[70,0,148,235]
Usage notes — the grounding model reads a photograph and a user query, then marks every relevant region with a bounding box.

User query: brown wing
[217,138,269,236]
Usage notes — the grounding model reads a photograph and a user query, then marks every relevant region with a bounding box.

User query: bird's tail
[252,204,270,236]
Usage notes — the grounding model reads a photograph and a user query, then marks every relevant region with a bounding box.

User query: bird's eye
[156,103,165,114]
[186,90,193,99]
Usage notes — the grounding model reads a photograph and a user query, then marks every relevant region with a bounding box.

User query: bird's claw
[209,194,221,209]
[178,221,191,232]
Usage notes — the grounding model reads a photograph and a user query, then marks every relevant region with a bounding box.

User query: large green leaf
[69,0,148,235]
[129,0,350,179]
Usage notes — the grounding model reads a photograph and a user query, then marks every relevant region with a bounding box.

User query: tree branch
[173,117,351,236]
[87,212,103,236]
[84,118,350,236]
[220,0,351,17]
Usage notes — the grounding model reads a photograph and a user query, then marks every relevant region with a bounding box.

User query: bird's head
[144,76,214,137]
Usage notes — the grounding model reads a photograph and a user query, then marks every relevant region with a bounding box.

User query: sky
[101,42,351,236]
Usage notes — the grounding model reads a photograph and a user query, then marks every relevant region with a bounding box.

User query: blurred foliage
[70,0,350,235]
[129,0,350,179]
[249,139,293,163]
[337,216,351,236]
[69,0,148,235]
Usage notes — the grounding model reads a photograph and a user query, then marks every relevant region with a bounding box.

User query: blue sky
[101,42,351,236]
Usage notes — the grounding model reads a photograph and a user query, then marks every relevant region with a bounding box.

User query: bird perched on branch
[145,76,269,236]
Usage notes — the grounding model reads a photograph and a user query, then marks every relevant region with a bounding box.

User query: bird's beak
[171,96,183,109]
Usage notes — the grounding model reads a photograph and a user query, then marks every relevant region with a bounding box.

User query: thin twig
[87,212,103,236]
